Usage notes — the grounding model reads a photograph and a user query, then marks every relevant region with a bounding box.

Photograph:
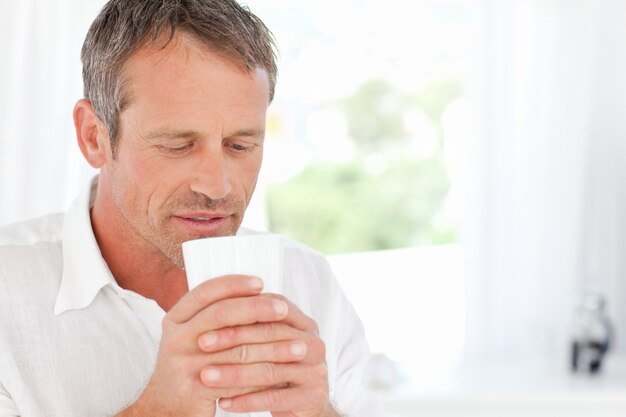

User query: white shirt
[0,179,382,417]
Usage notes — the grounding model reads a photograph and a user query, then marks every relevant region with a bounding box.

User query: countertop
[375,354,626,417]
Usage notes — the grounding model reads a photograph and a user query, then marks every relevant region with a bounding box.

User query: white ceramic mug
[182,233,283,294]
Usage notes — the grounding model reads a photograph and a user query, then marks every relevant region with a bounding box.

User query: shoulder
[0,213,64,246]
[0,214,64,294]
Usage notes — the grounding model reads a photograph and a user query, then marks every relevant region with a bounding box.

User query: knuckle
[263,322,279,341]
[310,337,326,357]
[318,338,327,356]
[223,326,238,345]
[236,344,249,363]
[271,342,282,360]
[263,362,277,382]
[208,305,228,326]
[233,395,250,410]
[190,286,207,305]
[316,364,329,381]
[265,389,282,409]
[308,362,328,381]
[310,320,320,335]
[313,386,328,404]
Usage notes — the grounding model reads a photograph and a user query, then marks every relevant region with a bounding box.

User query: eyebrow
[231,128,265,140]
[145,128,265,141]
[145,129,198,141]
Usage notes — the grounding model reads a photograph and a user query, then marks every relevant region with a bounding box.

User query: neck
[90,182,189,312]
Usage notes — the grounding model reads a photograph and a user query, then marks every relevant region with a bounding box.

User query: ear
[73,99,111,168]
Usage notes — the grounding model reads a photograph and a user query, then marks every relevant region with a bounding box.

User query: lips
[172,212,232,236]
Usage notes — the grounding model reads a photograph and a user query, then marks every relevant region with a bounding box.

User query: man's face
[99,34,270,268]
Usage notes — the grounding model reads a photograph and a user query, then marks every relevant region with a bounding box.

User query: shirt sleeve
[323,263,385,417]
[0,382,19,416]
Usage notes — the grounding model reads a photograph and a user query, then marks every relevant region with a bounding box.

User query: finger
[200,340,308,365]
[198,323,306,352]
[206,384,267,402]
[188,295,289,334]
[201,362,324,388]
[218,385,329,413]
[167,275,263,324]
[264,294,320,334]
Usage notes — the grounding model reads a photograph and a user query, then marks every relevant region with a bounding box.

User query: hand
[124,275,291,416]
[197,294,337,417]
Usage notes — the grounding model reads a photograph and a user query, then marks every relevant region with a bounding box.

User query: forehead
[120,32,270,117]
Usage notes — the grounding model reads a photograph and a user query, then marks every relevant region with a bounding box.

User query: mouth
[172,212,233,236]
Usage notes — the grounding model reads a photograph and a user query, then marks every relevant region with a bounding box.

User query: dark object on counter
[570,293,613,374]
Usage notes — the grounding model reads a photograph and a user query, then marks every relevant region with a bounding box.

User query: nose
[188,149,232,200]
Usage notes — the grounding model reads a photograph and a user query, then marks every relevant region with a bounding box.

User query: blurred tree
[267,77,461,254]
[341,80,409,150]
[267,157,450,254]
[412,77,462,139]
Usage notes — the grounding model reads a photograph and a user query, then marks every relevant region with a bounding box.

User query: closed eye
[159,143,194,154]
[225,142,258,153]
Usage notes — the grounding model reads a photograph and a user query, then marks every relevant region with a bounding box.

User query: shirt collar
[54,177,117,315]
[54,177,255,315]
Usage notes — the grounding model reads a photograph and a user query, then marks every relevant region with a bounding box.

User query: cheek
[237,154,263,194]
[126,152,164,177]
[119,153,186,211]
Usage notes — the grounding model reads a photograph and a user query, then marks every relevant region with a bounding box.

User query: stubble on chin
[159,232,186,269]
[156,213,243,270]
[155,192,246,268]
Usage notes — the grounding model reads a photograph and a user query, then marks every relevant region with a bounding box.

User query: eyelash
[159,142,257,155]
[162,144,193,154]
[227,143,256,152]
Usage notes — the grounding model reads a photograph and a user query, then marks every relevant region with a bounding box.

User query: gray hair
[81,0,278,154]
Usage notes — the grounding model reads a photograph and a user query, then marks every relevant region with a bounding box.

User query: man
[0,1,381,416]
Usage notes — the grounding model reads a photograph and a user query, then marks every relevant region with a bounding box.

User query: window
[246,0,474,387]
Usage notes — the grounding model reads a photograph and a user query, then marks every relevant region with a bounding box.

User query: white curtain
[0,1,104,227]
[465,0,626,359]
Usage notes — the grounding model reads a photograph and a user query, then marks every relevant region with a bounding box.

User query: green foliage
[266,77,462,254]
[341,77,462,150]
[341,80,410,148]
[267,157,451,254]
[412,78,462,127]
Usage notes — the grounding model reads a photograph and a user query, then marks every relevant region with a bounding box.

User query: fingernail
[272,299,288,316]
[291,342,307,358]
[220,398,233,409]
[249,277,263,290]
[199,332,218,349]
[203,368,221,382]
